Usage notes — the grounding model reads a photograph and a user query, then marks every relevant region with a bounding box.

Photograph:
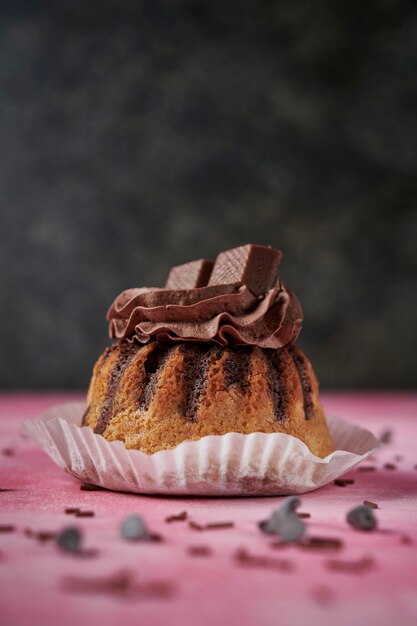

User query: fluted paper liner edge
[23,402,379,496]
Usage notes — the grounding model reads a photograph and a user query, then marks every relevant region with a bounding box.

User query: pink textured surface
[0,392,416,626]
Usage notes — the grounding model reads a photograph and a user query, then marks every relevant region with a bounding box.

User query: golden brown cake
[82,243,333,457]
[83,340,333,457]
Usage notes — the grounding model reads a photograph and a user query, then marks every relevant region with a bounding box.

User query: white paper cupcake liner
[23,402,379,496]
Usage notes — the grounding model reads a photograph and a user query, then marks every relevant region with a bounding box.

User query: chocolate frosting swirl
[107,245,303,349]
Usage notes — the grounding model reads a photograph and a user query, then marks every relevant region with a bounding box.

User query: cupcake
[82,244,333,458]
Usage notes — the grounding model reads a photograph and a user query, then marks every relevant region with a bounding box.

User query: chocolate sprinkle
[358,466,376,472]
[187,545,212,556]
[363,500,379,509]
[235,548,293,572]
[334,479,355,487]
[297,512,311,519]
[75,511,95,518]
[384,463,397,470]
[65,508,80,515]
[326,556,375,574]
[165,511,187,523]
[62,570,175,599]
[0,525,15,533]
[300,536,343,550]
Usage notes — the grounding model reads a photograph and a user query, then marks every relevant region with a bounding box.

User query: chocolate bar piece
[165,259,214,289]
[208,244,282,296]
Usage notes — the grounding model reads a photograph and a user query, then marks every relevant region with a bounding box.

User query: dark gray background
[1,0,416,389]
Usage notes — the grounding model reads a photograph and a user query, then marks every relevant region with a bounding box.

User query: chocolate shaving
[189,521,204,531]
[0,525,15,533]
[363,500,378,509]
[165,511,187,523]
[0,488,14,492]
[358,466,376,472]
[326,556,375,574]
[297,512,311,519]
[384,463,396,470]
[334,479,355,487]
[187,545,212,556]
[65,508,80,514]
[235,548,293,572]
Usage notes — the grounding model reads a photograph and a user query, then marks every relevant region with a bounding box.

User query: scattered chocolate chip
[358,466,376,472]
[326,556,374,573]
[334,479,355,487]
[65,508,80,515]
[384,463,396,470]
[297,512,311,519]
[259,497,305,543]
[120,515,150,541]
[165,511,187,523]
[0,525,15,533]
[363,500,378,509]
[75,511,95,518]
[80,483,104,491]
[300,536,343,550]
[2,448,15,456]
[380,430,392,444]
[187,545,212,556]
[235,548,293,572]
[347,505,377,531]
[57,527,82,553]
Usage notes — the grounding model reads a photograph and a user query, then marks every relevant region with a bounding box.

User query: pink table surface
[0,392,416,626]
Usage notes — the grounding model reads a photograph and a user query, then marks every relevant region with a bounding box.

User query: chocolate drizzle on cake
[94,342,138,435]
[266,349,288,421]
[288,346,314,420]
[180,345,217,421]
[223,348,252,393]
[139,343,173,411]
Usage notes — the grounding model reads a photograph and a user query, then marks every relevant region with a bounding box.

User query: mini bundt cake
[82,244,333,458]
[82,340,333,457]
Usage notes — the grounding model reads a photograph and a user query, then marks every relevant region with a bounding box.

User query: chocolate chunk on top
[165,259,214,289]
[208,244,282,296]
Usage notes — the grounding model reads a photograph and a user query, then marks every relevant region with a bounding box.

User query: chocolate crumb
[80,483,104,491]
[187,545,212,556]
[75,511,95,518]
[235,548,293,572]
[334,479,355,487]
[384,463,396,470]
[363,500,378,509]
[380,430,392,444]
[0,525,15,533]
[165,511,187,523]
[358,466,376,472]
[25,528,57,542]
[326,556,374,574]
